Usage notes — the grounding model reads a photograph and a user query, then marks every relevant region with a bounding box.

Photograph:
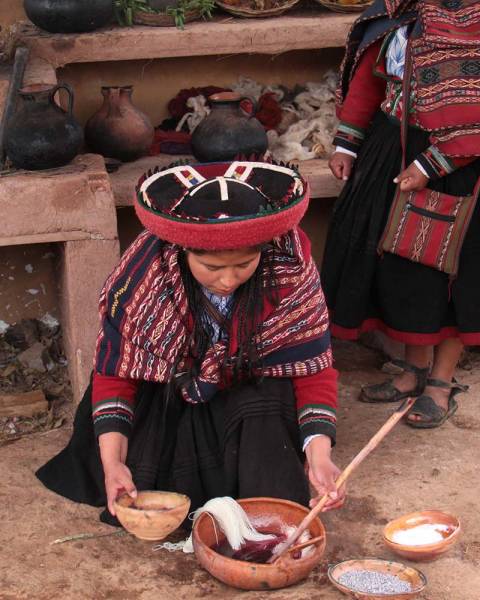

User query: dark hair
[187,244,265,256]
[178,245,278,386]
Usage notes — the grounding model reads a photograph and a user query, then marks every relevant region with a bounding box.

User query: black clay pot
[191,92,268,163]
[5,83,83,171]
[24,0,113,33]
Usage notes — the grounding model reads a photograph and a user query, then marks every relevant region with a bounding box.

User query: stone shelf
[17,10,356,67]
[0,154,120,402]
[109,154,344,206]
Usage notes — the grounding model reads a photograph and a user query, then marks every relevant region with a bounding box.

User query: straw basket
[133,9,202,25]
[313,0,373,12]
[215,0,300,18]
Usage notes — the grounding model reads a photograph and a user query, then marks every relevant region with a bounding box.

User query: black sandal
[360,359,429,404]
[406,378,469,429]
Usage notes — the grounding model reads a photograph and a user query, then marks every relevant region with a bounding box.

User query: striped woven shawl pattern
[95,227,332,404]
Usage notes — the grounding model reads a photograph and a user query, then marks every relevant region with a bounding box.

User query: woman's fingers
[105,464,137,516]
[394,163,429,192]
[308,463,347,512]
[106,485,118,516]
[329,153,354,180]
[341,157,353,181]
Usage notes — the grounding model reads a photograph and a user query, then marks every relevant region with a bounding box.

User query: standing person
[37,160,345,524]
[322,0,480,428]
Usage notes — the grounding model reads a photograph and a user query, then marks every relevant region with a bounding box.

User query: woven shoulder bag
[378,41,480,277]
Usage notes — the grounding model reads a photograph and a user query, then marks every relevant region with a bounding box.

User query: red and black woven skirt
[36,378,310,526]
[321,111,480,346]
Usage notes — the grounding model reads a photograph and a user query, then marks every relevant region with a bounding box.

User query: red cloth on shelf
[148,129,192,156]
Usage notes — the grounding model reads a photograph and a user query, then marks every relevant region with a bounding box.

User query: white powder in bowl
[391,523,453,546]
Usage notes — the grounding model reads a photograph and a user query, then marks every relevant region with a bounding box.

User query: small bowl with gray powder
[383,509,460,562]
[328,558,427,599]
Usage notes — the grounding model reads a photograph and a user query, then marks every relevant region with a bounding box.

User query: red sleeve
[294,366,338,445]
[92,373,139,438]
[338,40,387,130]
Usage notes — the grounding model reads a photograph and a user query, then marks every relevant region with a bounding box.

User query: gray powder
[338,569,412,594]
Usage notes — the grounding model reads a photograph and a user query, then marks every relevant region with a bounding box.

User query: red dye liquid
[211,532,287,564]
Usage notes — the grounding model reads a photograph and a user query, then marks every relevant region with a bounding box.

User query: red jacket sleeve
[293,366,338,447]
[92,372,138,438]
[334,40,387,153]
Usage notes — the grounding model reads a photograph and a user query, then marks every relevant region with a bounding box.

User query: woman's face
[186,248,262,296]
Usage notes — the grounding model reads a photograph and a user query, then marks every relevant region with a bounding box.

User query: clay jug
[85,86,154,162]
[191,92,268,163]
[24,0,113,33]
[5,83,83,171]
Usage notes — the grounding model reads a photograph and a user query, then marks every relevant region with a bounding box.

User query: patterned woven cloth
[95,227,332,405]
[338,0,480,159]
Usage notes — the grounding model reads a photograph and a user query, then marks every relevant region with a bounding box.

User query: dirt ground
[1,340,479,600]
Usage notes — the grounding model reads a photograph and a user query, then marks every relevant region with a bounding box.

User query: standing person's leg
[360,344,431,403]
[407,338,467,427]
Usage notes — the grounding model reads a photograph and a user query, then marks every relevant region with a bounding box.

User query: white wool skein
[182,496,276,554]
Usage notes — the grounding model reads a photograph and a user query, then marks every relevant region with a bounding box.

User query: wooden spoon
[269,397,416,563]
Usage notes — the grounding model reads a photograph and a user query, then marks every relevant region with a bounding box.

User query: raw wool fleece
[95,227,333,404]
[266,73,339,162]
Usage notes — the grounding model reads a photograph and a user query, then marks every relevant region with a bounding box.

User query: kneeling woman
[37,161,344,524]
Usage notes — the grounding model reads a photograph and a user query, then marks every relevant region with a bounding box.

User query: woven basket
[133,9,202,26]
[313,0,373,12]
[215,0,301,18]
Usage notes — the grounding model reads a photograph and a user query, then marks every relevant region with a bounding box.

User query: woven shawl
[95,227,332,404]
[338,0,480,158]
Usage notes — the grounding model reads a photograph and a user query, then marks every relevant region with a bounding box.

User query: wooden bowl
[114,491,190,541]
[192,497,326,590]
[328,558,427,599]
[383,510,461,562]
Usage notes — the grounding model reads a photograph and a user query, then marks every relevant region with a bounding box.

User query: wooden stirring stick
[268,397,416,564]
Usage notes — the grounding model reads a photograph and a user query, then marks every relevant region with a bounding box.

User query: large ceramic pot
[191,92,268,162]
[24,0,113,33]
[85,86,154,162]
[5,83,83,171]
[193,497,326,590]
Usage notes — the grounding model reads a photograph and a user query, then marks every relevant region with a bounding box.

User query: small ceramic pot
[85,85,154,162]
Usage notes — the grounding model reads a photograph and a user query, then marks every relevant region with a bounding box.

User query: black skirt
[36,378,310,525]
[321,111,480,345]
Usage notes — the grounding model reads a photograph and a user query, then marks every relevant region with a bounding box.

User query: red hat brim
[135,184,310,250]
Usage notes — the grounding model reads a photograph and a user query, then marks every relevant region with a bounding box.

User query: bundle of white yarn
[153,496,313,558]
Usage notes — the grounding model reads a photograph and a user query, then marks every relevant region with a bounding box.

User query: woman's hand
[305,435,346,511]
[394,162,429,192]
[329,152,355,181]
[99,431,137,516]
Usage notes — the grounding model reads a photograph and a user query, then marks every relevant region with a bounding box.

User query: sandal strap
[426,377,469,393]
[390,359,430,376]
[410,394,446,420]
